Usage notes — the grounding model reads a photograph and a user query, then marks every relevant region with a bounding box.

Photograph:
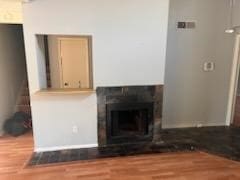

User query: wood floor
[1,133,240,179]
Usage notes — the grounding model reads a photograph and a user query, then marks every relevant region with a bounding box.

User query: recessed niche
[36,34,93,91]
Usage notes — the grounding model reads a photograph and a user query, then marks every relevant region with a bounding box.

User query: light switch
[177,22,196,29]
[178,22,186,29]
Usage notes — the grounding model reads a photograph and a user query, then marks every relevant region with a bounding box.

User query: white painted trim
[226,34,240,126]
[34,143,98,153]
[162,122,227,129]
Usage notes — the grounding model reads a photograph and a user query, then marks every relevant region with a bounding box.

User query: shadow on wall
[0,24,28,135]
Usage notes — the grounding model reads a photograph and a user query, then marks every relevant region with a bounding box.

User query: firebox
[106,103,153,144]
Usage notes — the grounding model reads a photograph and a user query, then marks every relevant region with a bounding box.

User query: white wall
[0,24,26,135]
[22,0,170,151]
[31,93,98,151]
[162,0,234,128]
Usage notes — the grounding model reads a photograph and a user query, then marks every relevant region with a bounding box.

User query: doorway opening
[0,24,32,138]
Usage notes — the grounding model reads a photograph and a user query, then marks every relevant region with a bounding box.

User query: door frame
[226,33,240,125]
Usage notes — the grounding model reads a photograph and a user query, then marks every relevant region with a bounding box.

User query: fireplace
[107,103,153,144]
[97,85,163,147]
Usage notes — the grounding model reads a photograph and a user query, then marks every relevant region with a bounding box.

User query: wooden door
[59,37,90,89]
[233,76,240,126]
[233,95,240,126]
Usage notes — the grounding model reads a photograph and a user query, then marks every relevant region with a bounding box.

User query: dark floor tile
[87,147,100,159]
[47,151,61,164]
[68,149,81,161]
[37,152,51,164]
[28,152,42,165]
[97,146,127,158]
[78,148,89,160]
[58,150,71,163]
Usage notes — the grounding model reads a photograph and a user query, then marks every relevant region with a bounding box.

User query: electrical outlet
[72,126,78,134]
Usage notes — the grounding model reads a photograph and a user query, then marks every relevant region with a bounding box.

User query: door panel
[60,38,90,89]
[233,96,240,126]
[233,48,240,127]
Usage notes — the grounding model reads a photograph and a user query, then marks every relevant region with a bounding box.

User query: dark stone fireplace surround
[96,85,163,147]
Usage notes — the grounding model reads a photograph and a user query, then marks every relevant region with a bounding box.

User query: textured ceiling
[0,0,23,2]
[0,0,23,24]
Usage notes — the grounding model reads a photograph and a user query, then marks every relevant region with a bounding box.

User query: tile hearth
[29,142,196,166]
[29,126,240,166]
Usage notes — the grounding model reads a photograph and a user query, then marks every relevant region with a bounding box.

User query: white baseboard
[162,122,227,129]
[35,143,98,153]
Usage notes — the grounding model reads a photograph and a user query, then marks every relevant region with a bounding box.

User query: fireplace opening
[111,109,148,137]
[107,102,153,144]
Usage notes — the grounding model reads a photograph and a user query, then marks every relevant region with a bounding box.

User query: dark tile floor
[28,126,240,166]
